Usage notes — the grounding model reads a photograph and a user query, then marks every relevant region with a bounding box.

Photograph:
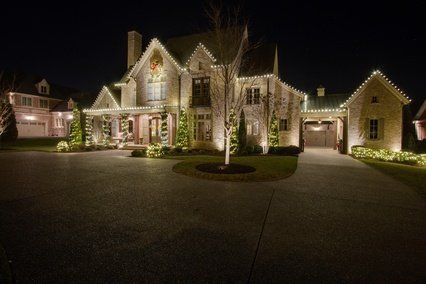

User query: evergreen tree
[230,110,239,154]
[176,108,189,148]
[120,113,129,145]
[102,114,111,146]
[161,112,168,146]
[0,102,18,143]
[237,109,247,153]
[85,115,94,147]
[268,110,279,147]
[69,107,83,148]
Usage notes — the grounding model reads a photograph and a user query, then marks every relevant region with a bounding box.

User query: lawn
[362,159,426,197]
[0,137,63,152]
[169,155,298,182]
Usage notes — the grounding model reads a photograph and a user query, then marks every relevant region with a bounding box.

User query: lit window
[147,81,167,101]
[247,120,259,135]
[369,119,378,139]
[279,118,288,131]
[193,113,212,141]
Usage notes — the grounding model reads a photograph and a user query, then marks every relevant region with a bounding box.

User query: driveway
[0,149,424,282]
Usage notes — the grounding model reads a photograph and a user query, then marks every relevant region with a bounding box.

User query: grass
[169,155,298,182]
[361,159,426,197]
[0,137,63,152]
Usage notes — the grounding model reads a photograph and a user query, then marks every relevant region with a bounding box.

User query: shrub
[174,147,183,153]
[253,145,263,154]
[268,145,300,156]
[131,149,147,157]
[56,141,70,152]
[351,146,426,166]
[146,143,164,158]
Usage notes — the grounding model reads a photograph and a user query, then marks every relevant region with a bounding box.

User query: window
[22,97,32,107]
[55,118,64,128]
[246,88,260,105]
[279,118,288,131]
[192,77,210,97]
[193,113,212,141]
[40,99,48,109]
[369,119,378,139]
[371,96,378,103]
[40,86,47,94]
[247,120,259,135]
[147,81,167,101]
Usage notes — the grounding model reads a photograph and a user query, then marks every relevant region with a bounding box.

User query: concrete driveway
[0,148,424,282]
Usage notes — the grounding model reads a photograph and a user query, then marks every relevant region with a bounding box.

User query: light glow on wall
[24,115,36,121]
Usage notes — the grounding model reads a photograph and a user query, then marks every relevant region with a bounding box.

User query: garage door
[305,130,336,147]
[17,121,46,137]
[305,130,326,147]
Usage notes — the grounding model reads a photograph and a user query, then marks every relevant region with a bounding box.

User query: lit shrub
[351,146,426,166]
[56,141,70,152]
[146,143,164,158]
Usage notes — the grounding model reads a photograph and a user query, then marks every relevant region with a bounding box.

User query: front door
[149,117,161,143]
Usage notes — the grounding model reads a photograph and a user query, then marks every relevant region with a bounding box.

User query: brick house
[85,30,412,153]
[1,72,87,137]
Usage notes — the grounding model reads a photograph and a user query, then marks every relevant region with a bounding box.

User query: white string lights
[185,43,217,65]
[91,86,120,109]
[83,104,177,114]
[341,70,411,107]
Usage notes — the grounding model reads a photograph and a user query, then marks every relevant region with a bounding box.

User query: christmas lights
[352,146,426,166]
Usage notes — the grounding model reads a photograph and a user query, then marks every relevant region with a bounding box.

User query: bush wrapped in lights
[146,143,165,158]
[352,146,426,166]
[57,141,70,152]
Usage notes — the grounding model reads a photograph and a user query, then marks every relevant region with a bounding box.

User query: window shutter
[379,118,385,140]
[364,118,370,140]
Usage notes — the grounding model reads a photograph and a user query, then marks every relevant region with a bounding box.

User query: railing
[190,96,211,107]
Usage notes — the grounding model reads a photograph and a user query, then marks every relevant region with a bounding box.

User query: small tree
[85,115,94,147]
[237,109,247,152]
[176,108,189,148]
[102,114,111,146]
[161,112,168,146]
[268,110,279,147]
[69,107,83,148]
[230,110,239,154]
[0,102,18,143]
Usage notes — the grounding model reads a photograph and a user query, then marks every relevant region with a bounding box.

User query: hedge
[351,146,426,166]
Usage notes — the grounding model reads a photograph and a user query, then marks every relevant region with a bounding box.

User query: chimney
[127,31,142,68]
[317,85,325,97]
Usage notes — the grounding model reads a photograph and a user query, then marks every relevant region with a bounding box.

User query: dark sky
[1,0,425,108]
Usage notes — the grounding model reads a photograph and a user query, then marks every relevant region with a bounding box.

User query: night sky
[1,0,425,109]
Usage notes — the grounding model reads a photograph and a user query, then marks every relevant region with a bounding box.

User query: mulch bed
[196,162,256,174]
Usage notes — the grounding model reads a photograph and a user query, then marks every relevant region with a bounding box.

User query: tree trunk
[225,135,231,165]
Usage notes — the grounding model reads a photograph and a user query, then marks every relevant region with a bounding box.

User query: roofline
[414,99,426,120]
[342,70,411,107]
[91,86,120,109]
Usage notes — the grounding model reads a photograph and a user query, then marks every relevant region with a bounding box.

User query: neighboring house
[414,99,426,140]
[1,72,87,137]
[85,29,412,153]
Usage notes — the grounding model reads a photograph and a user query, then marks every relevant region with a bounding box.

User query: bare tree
[205,3,259,165]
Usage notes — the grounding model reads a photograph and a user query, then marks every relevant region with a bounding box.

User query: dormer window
[68,100,74,110]
[37,79,50,95]
[371,96,378,103]
[41,86,47,94]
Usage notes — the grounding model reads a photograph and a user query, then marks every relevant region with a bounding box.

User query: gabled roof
[342,70,411,107]
[301,93,349,112]
[239,43,277,77]
[414,99,426,121]
[91,85,121,109]
[2,71,83,100]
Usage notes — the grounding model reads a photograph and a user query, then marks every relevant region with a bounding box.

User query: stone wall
[348,77,404,152]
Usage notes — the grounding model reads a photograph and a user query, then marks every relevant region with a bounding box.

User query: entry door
[149,117,161,143]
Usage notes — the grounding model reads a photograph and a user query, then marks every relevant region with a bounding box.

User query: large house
[84,29,412,153]
[1,72,87,137]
